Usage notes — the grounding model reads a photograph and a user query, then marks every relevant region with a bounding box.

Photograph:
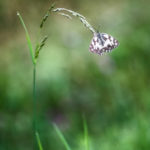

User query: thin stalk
[33,63,38,150]
[17,12,38,149]
[52,8,96,34]
[33,64,37,135]
[83,115,89,150]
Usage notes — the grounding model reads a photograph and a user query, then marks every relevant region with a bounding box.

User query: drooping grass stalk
[53,124,72,150]
[52,8,86,19]
[58,12,72,20]
[52,8,96,34]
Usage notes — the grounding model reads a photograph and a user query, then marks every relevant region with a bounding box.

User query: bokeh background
[0,0,150,149]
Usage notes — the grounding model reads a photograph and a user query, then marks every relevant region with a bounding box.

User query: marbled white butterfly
[89,32,119,55]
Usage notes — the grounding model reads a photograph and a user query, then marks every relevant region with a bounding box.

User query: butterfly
[89,32,119,55]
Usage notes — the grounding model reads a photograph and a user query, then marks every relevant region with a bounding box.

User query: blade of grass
[36,132,43,150]
[83,116,89,150]
[17,11,35,64]
[53,124,72,150]
[17,12,38,150]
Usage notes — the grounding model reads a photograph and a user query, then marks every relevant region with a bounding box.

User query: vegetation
[0,0,150,150]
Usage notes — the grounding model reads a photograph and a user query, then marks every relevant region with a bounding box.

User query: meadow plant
[17,3,119,150]
[17,11,46,150]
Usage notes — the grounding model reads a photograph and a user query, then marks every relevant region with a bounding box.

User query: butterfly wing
[89,33,119,55]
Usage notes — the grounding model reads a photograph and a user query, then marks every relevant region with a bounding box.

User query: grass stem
[17,12,38,149]
[33,63,37,134]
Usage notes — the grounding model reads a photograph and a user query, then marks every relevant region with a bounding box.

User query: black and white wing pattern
[89,32,119,55]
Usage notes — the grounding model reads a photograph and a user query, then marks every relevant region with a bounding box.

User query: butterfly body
[89,32,119,55]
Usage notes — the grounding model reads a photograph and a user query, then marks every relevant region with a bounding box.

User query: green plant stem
[33,63,37,135]
[33,63,38,150]
[17,12,38,149]
[83,116,89,150]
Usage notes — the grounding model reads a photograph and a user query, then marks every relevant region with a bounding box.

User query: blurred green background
[0,0,150,150]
